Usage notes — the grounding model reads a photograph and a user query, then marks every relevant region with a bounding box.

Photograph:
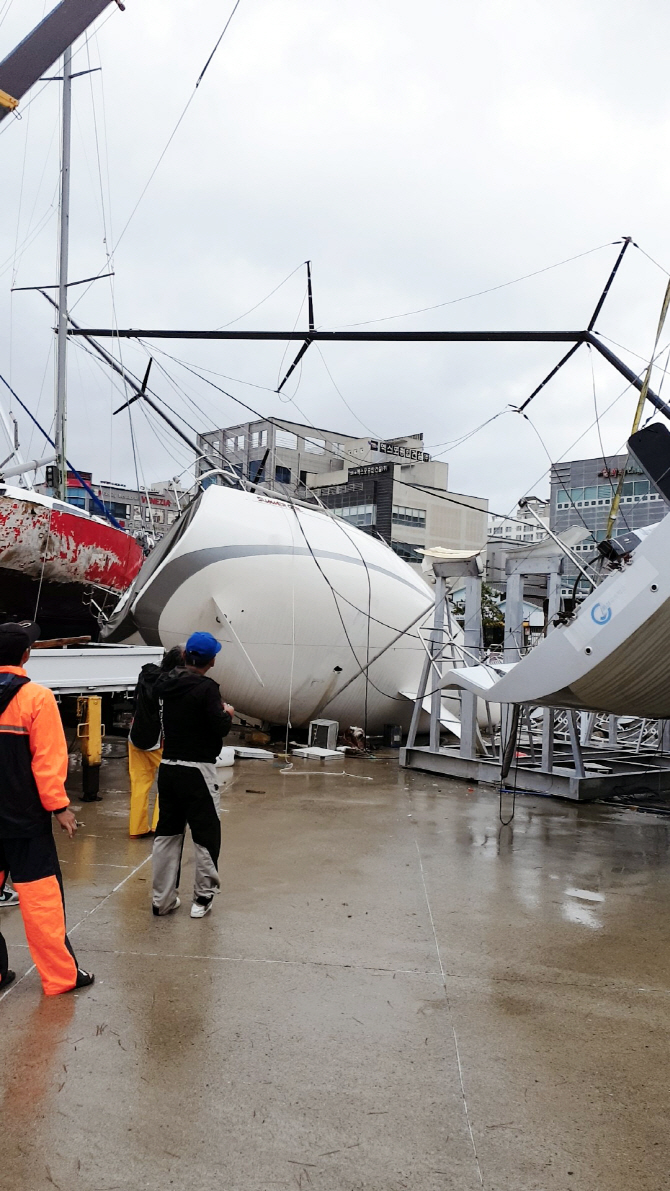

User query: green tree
[451,583,504,646]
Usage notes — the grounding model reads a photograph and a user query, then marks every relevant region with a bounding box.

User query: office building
[486,497,550,588]
[550,453,669,594]
[197,419,488,567]
[38,471,186,539]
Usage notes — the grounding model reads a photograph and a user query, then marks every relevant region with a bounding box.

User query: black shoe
[81,794,103,803]
[0,970,16,990]
[74,969,95,989]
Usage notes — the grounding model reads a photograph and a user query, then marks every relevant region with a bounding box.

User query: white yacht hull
[443,512,670,719]
[103,486,437,730]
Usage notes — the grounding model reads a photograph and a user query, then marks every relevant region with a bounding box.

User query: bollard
[77,696,104,801]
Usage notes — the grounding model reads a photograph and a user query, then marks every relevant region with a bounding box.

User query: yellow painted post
[77,696,104,801]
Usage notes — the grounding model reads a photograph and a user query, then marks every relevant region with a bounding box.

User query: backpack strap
[0,674,30,717]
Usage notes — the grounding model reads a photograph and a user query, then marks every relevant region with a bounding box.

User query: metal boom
[66,326,670,421]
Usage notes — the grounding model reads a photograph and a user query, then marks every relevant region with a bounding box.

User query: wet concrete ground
[1,748,669,1191]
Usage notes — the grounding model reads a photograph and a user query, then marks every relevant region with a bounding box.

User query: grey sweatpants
[152,761,221,915]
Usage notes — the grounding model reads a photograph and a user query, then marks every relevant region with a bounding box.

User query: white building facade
[197,420,488,568]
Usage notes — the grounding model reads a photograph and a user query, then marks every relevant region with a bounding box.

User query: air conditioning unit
[308,719,339,750]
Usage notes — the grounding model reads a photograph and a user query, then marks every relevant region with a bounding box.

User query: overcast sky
[2,0,670,515]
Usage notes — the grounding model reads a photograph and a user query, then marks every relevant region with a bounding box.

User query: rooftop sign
[369,440,430,462]
[349,463,390,477]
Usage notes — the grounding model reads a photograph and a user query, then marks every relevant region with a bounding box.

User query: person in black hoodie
[151,632,234,919]
[128,646,183,837]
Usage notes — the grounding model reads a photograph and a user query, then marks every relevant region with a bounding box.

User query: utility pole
[54,44,72,501]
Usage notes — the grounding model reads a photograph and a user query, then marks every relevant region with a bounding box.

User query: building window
[319,482,363,497]
[104,501,130,519]
[275,465,291,484]
[392,505,426,528]
[248,459,267,481]
[331,502,376,527]
[276,429,298,449]
[391,540,424,563]
[167,512,177,525]
[304,437,325,454]
[251,429,267,449]
[226,435,244,452]
[66,490,86,509]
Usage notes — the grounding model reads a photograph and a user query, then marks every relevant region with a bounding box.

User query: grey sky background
[2,0,670,516]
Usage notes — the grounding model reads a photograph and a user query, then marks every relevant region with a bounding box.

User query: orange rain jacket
[0,665,70,837]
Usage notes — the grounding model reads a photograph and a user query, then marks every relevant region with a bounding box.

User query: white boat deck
[25,644,163,695]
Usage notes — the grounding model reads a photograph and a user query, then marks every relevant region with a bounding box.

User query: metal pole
[518,497,596,587]
[55,44,72,501]
[459,575,482,759]
[40,290,221,474]
[429,575,446,753]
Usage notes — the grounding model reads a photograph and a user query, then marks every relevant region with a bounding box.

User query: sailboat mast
[55,44,72,502]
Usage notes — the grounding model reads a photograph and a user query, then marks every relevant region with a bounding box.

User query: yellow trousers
[128,742,162,836]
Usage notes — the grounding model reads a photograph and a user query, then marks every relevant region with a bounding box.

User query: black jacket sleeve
[202,681,232,753]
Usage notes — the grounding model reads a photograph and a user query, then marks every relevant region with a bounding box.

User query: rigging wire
[634,243,670,279]
[0,1,15,31]
[109,0,243,255]
[0,4,119,139]
[285,495,409,706]
[594,332,670,378]
[138,400,192,470]
[588,344,630,531]
[1,109,61,282]
[315,346,380,437]
[67,0,246,313]
[508,365,653,525]
[276,285,308,393]
[214,262,306,330]
[133,339,538,526]
[329,515,374,736]
[518,409,604,541]
[326,241,620,329]
[428,408,512,458]
[279,504,298,765]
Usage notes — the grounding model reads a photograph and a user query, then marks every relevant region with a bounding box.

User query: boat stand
[401,558,670,801]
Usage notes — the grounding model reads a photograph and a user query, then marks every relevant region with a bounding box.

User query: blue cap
[185,631,222,662]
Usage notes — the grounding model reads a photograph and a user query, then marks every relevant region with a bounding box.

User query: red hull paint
[0,490,143,593]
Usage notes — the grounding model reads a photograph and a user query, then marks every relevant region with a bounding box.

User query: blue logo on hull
[591,603,612,625]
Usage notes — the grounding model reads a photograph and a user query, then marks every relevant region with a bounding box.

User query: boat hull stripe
[130,544,431,646]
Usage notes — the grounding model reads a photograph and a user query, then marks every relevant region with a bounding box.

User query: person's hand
[223,703,235,717]
[54,809,77,838]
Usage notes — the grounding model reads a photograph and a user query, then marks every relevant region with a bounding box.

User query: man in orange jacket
[0,622,94,997]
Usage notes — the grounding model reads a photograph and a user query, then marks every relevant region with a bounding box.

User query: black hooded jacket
[129,663,163,750]
[154,667,232,763]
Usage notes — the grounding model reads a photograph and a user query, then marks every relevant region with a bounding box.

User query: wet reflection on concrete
[0,750,668,1189]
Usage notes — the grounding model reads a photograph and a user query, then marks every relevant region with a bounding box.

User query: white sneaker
[0,887,19,907]
[152,896,181,916]
[190,899,213,918]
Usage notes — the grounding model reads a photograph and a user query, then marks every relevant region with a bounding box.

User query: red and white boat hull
[0,484,143,636]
